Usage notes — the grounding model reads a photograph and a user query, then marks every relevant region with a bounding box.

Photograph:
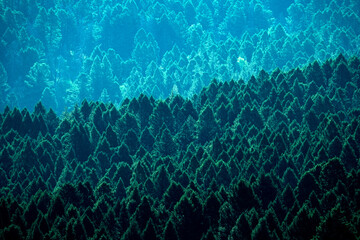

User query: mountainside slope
[1,55,360,239]
[1,0,360,112]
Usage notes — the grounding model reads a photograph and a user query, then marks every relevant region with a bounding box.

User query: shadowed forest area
[0,55,360,239]
[0,0,360,113]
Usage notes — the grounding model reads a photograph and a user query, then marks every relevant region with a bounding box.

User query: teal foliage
[1,32,360,240]
[1,0,360,113]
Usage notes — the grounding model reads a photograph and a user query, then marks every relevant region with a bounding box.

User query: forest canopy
[0,55,359,239]
[1,0,360,239]
[0,0,360,112]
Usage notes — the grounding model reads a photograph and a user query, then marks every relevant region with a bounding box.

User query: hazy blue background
[1,0,359,113]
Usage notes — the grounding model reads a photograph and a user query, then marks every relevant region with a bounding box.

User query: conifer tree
[203,191,221,229]
[153,165,170,198]
[296,171,321,204]
[320,157,346,190]
[142,218,157,240]
[149,101,174,137]
[138,94,153,129]
[254,174,278,208]
[140,127,155,152]
[197,105,218,144]
[230,180,259,213]
[332,62,352,88]
[124,129,139,155]
[23,62,53,108]
[2,224,23,240]
[70,122,91,162]
[287,205,320,239]
[133,196,154,230]
[157,127,177,156]
[82,215,95,238]
[117,144,133,165]
[163,181,184,210]
[251,217,272,240]
[105,124,118,148]
[230,213,252,240]
[164,218,179,240]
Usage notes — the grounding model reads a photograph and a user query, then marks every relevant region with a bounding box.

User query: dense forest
[0,55,359,239]
[1,0,360,239]
[0,0,360,113]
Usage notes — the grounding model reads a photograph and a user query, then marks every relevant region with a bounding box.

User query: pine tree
[149,101,174,137]
[124,129,139,155]
[105,124,118,148]
[157,127,177,156]
[176,118,196,150]
[218,201,237,239]
[163,219,179,240]
[142,218,157,240]
[230,213,252,240]
[229,180,259,213]
[254,174,278,208]
[117,112,140,137]
[113,163,132,187]
[304,109,318,132]
[70,122,91,162]
[133,196,154,230]
[138,94,153,129]
[340,141,358,171]
[320,157,346,190]
[315,206,356,240]
[24,62,53,108]
[332,62,352,88]
[46,8,62,53]
[117,144,133,165]
[140,127,155,152]
[328,136,342,159]
[251,217,272,240]
[91,104,106,133]
[296,171,321,204]
[282,168,298,189]
[163,181,184,210]
[197,105,218,144]
[203,192,221,229]
[153,165,170,198]
[2,224,23,240]
[286,205,320,239]
[82,215,95,238]
[174,192,204,240]
[115,178,126,200]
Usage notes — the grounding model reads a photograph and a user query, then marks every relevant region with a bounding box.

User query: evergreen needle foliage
[0,55,359,239]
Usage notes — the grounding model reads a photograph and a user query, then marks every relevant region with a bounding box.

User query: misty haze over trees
[0,0,359,113]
